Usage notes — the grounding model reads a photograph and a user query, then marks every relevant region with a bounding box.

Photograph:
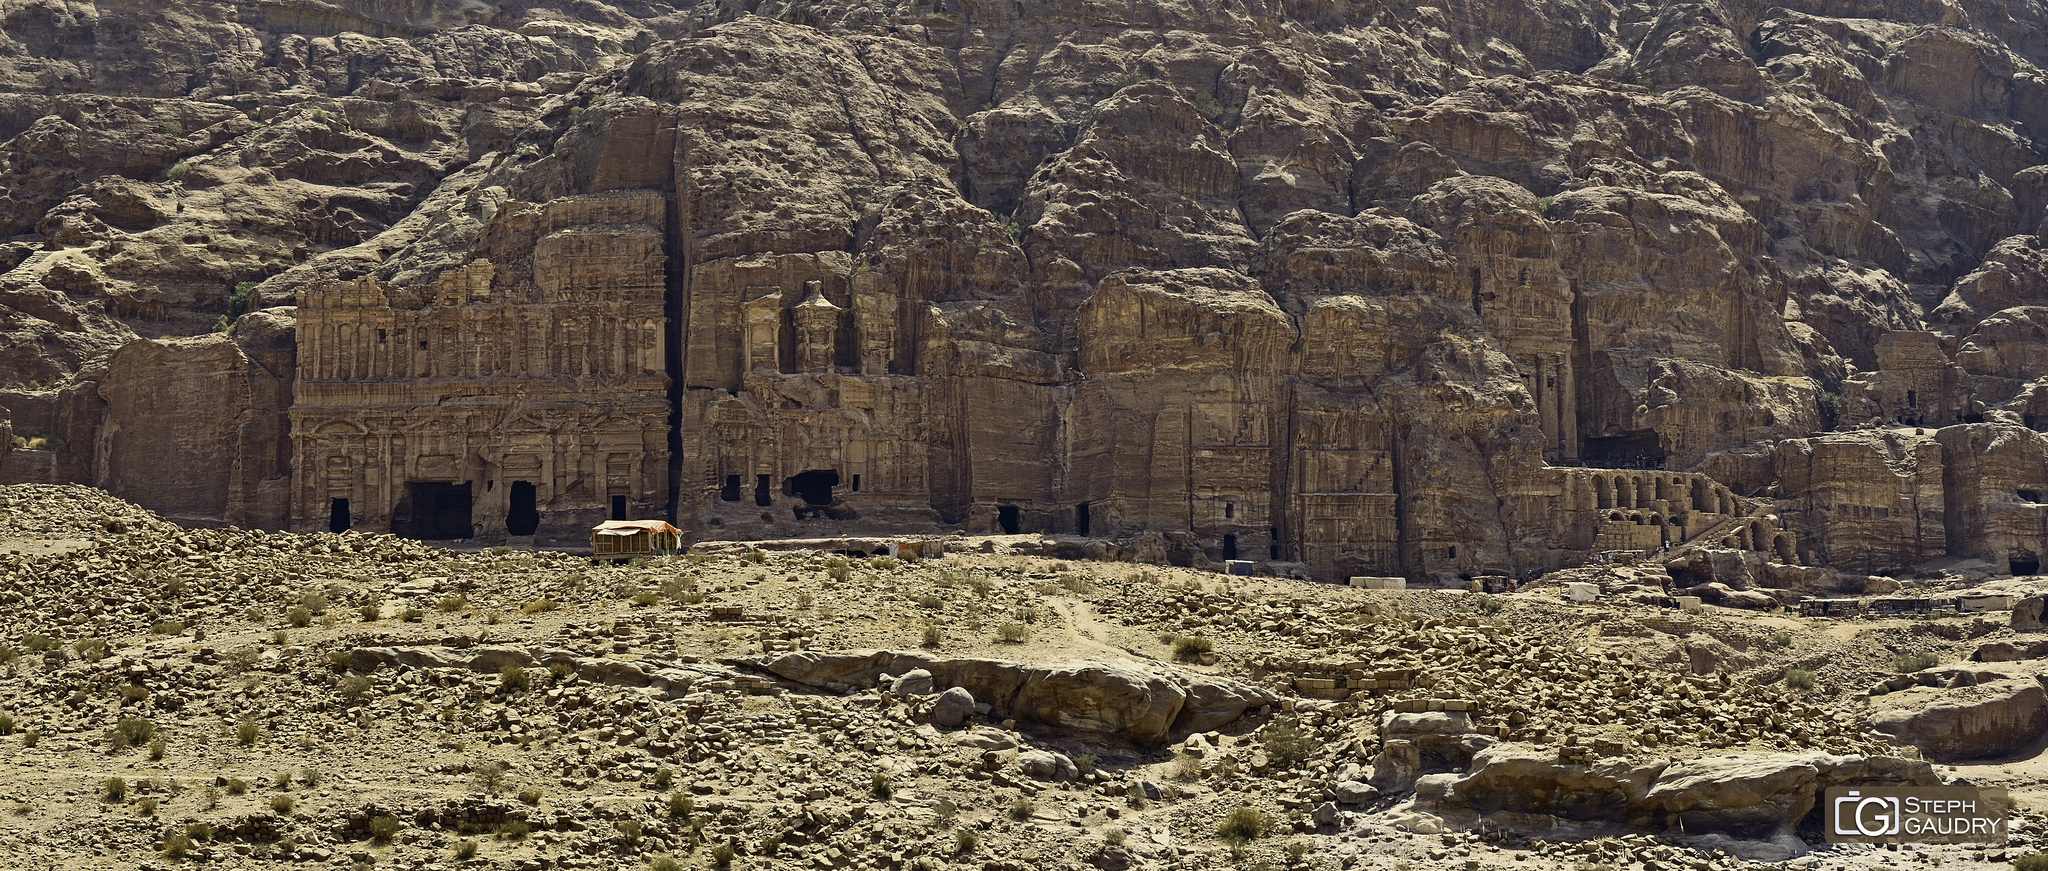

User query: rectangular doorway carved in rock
[1076,502,1090,536]
[997,505,1020,535]
[329,498,350,533]
[508,482,539,536]
[610,494,628,521]
[405,482,472,540]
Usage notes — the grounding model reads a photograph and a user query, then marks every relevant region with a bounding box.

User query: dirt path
[1045,596,1151,663]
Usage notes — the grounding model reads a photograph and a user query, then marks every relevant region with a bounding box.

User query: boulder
[2016,596,2045,631]
[1451,744,1664,822]
[932,687,975,728]
[891,668,935,698]
[1018,750,1079,781]
[1403,745,1937,841]
[745,649,1270,742]
[1870,676,2048,761]
[1638,754,1823,838]
[1332,780,1378,804]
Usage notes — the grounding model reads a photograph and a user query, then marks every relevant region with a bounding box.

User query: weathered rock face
[743,649,1274,743]
[3,0,2046,582]
[1403,744,1940,841]
[1870,671,2048,762]
[94,310,296,528]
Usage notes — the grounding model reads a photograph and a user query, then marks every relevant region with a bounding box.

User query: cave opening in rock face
[754,475,772,507]
[720,474,741,502]
[997,505,1020,535]
[328,498,349,533]
[1223,534,1238,560]
[1076,502,1090,536]
[1581,431,1665,468]
[507,482,538,536]
[610,494,627,520]
[2014,550,2040,576]
[787,470,840,505]
[405,482,471,539]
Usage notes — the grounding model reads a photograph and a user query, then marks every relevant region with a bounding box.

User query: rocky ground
[2,483,2047,870]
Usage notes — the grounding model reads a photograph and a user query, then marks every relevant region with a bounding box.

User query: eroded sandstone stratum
[2,0,2048,587]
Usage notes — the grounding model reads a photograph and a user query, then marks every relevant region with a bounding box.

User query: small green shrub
[497,820,530,840]
[1895,651,1941,673]
[150,620,185,636]
[522,599,559,614]
[1217,805,1266,840]
[1105,826,1127,845]
[185,822,213,841]
[454,839,479,859]
[1172,636,1214,662]
[1261,717,1314,768]
[226,778,248,795]
[666,791,694,818]
[500,665,530,692]
[368,815,401,843]
[270,794,294,813]
[997,622,1028,643]
[358,604,380,622]
[616,819,643,846]
[631,590,660,607]
[711,843,736,866]
[2012,853,2048,871]
[161,832,193,858]
[236,719,260,745]
[1074,753,1099,776]
[650,858,683,871]
[135,797,158,816]
[113,716,156,749]
[954,828,979,853]
[921,625,943,648]
[0,713,14,735]
[75,637,107,662]
[286,606,311,627]
[518,787,543,806]
[103,777,127,800]
[1009,797,1036,820]
[438,596,468,613]
[871,771,893,799]
[1784,668,1818,690]
[20,730,37,748]
[166,161,190,182]
[147,737,166,760]
[1769,629,1794,647]
[119,684,151,702]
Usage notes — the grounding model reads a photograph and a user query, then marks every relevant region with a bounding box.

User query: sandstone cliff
[3,0,2047,582]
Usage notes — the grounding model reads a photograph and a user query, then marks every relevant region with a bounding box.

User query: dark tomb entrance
[507,482,539,536]
[787,470,840,520]
[1581,430,1666,468]
[1222,534,1238,561]
[1076,502,1091,536]
[406,482,472,539]
[997,505,1020,535]
[787,470,839,505]
[610,494,628,521]
[2013,549,2040,577]
[328,499,351,533]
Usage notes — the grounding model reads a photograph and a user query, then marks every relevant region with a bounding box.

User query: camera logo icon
[1832,791,1902,838]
